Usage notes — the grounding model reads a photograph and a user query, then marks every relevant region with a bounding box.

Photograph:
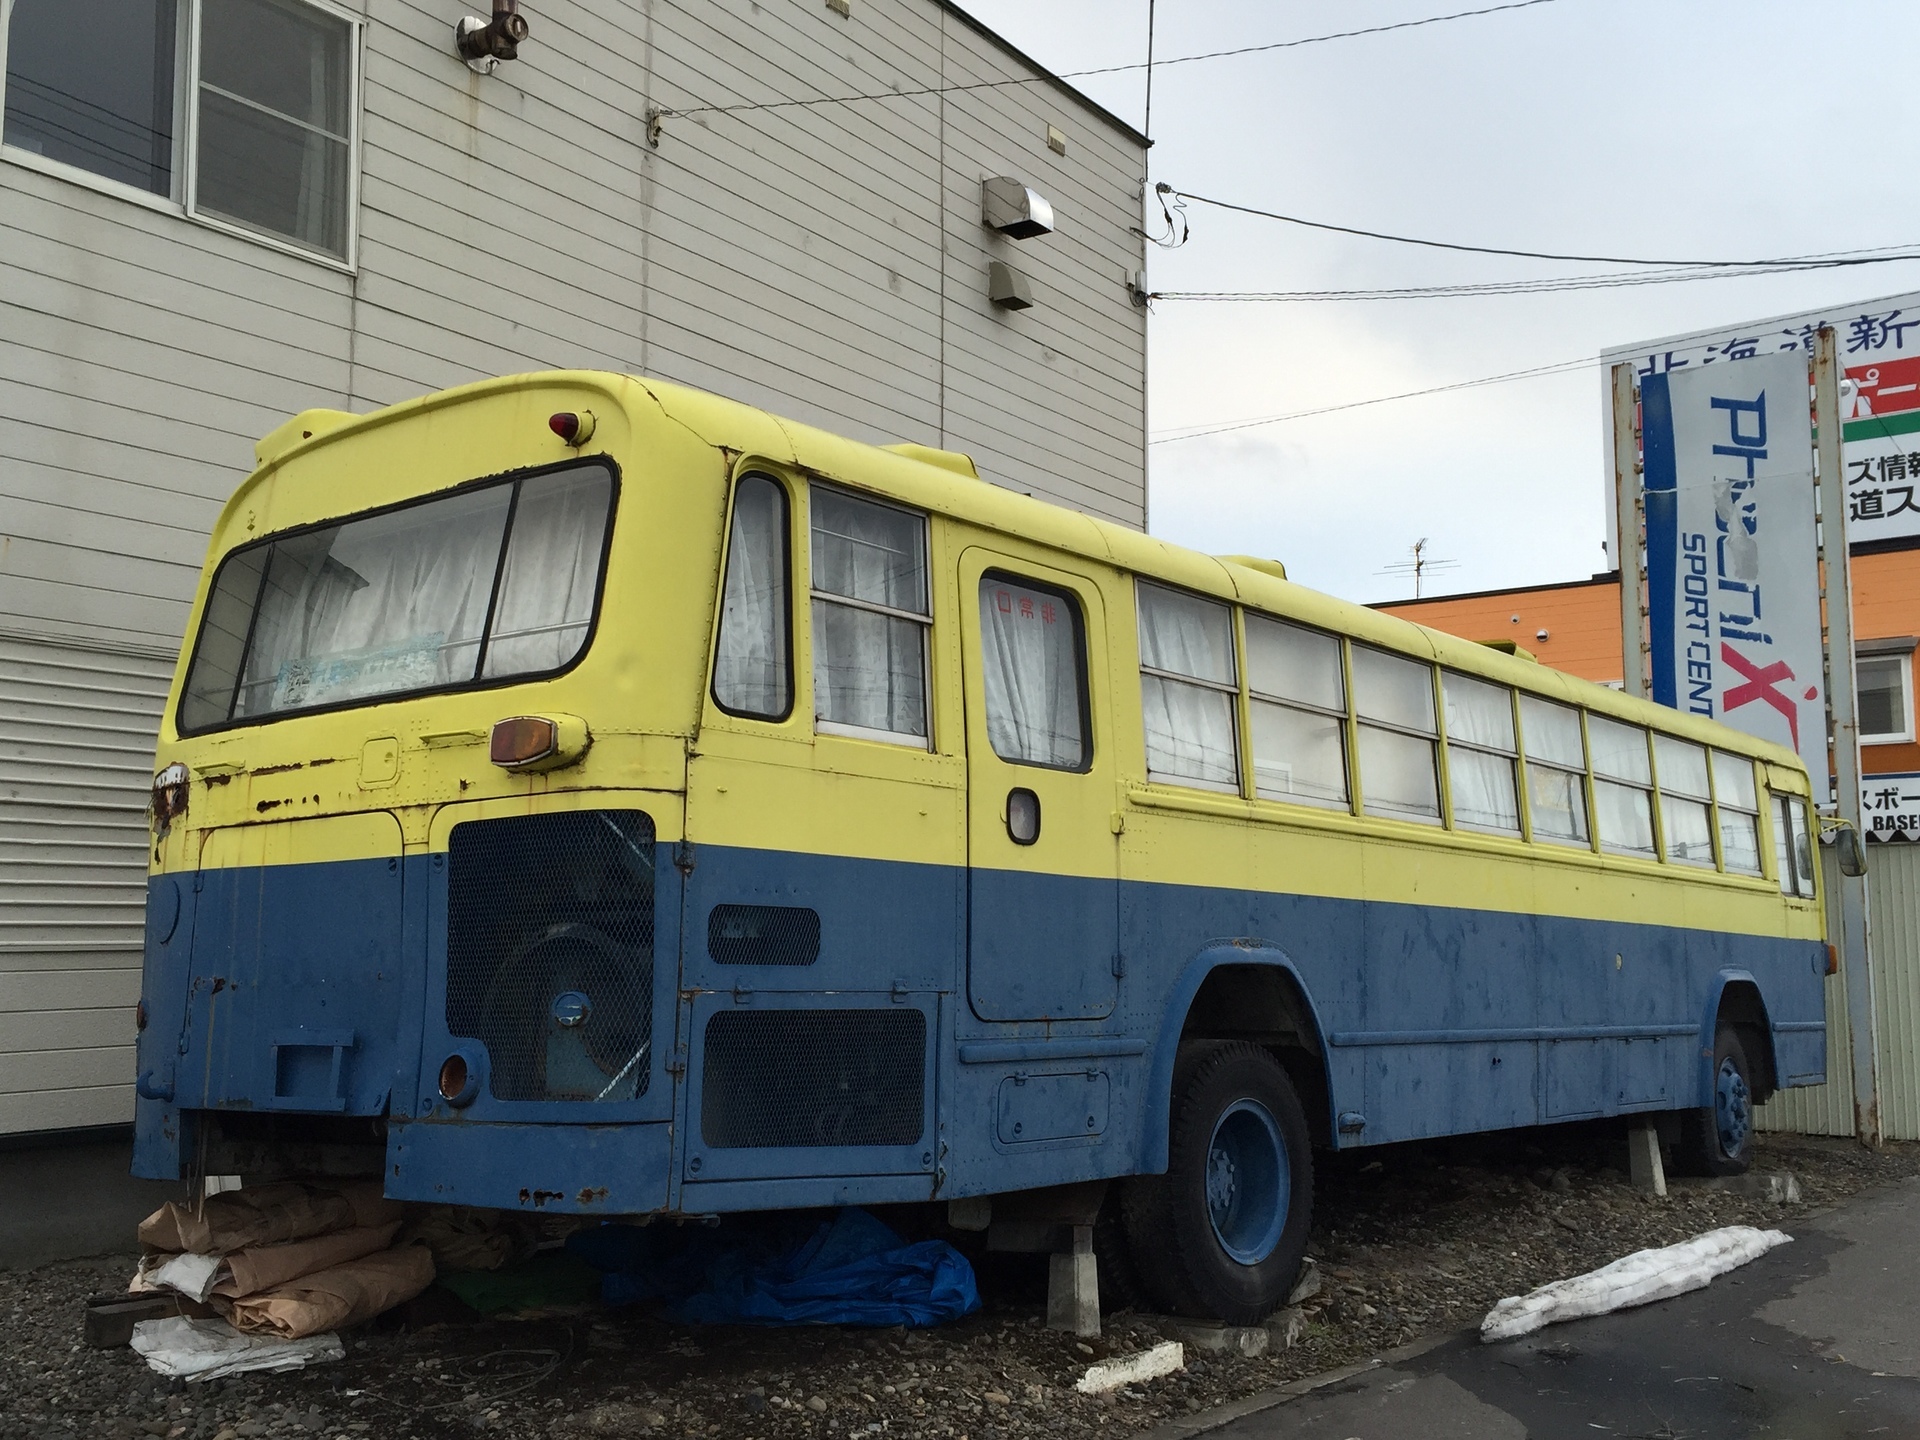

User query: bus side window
[810,486,932,746]
[1442,672,1519,835]
[1519,695,1588,847]
[1352,647,1440,825]
[1590,716,1655,858]
[1713,751,1763,876]
[1136,581,1239,791]
[1654,735,1714,867]
[1774,794,1817,898]
[978,575,1089,769]
[712,474,793,720]
[1246,615,1348,810]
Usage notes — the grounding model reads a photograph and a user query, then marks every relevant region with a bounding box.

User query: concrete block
[1047,1224,1100,1337]
[1628,1121,1667,1196]
[1265,1304,1307,1349]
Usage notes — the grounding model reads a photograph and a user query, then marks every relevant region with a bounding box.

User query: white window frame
[1857,650,1914,745]
[0,0,363,270]
[808,484,933,751]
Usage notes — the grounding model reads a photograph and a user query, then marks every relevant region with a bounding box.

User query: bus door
[960,549,1119,1021]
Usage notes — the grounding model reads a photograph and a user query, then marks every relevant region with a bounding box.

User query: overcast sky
[956,0,1920,605]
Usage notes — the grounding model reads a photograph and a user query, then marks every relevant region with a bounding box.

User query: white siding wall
[0,0,1147,1134]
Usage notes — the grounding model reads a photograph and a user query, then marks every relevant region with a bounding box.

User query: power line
[656,0,1563,123]
[1149,355,1596,445]
[1151,247,1920,303]
[1166,187,1920,270]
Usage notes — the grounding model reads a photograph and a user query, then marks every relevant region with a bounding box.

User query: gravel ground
[4,1130,1915,1440]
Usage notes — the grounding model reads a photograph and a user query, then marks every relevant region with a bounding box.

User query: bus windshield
[179,460,613,732]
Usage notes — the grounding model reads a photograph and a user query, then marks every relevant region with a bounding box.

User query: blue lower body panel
[134,830,1827,1205]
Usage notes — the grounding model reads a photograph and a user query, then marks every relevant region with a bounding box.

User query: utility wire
[657,0,1562,122]
[1167,186,1920,270]
[1152,247,1920,303]
[1149,356,1596,445]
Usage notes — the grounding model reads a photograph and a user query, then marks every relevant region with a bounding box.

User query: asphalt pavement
[1177,1174,1920,1440]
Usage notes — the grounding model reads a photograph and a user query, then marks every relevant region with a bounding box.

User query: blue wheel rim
[1715,1056,1752,1158]
[1206,1098,1290,1265]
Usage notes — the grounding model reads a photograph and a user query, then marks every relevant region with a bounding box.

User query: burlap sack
[214,1222,402,1298]
[138,1183,356,1256]
[217,1245,436,1340]
[400,1205,517,1273]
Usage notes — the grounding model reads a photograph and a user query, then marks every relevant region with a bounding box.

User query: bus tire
[1121,1041,1313,1324]
[1680,1026,1756,1176]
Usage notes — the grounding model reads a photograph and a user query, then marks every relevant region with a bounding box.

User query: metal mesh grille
[707,904,821,966]
[446,810,655,1103]
[701,1008,925,1148]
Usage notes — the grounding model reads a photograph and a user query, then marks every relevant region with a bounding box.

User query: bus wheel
[1122,1041,1313,1324]
[1680,1026,1755,1176]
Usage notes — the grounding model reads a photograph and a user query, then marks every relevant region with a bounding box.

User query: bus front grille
[700,1008,925,1148]
[445,810,656,1104]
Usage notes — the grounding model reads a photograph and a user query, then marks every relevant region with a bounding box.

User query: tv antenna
[1378,537,1459,598]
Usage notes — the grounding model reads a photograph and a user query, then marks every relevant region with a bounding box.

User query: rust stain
[210,977,227,994]
[252,761,306,776]
[308,757,339,767]
[204,774,233,788]
[255,799,285,813]
[576,1186,609,1206]
[519,1188,565,1208]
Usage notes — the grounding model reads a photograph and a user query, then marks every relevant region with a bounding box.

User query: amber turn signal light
[1827,943,1840,976]
[491,715,557,767]
[438,1053,468,1102]
[549,410,596,446]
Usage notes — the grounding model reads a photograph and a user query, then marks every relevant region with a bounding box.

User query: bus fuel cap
[551,991,591,1028]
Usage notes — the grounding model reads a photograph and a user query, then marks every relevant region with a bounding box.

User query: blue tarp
[565,1207,981,1329]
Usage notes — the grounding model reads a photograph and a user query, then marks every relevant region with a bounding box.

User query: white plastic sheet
[130,1316,344,1380]
[1481,1225,1791,1342]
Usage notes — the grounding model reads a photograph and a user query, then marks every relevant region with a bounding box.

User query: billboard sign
[1603,289,1920,548]
[1642,352,1826,773]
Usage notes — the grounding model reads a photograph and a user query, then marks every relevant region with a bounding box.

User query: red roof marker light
[549,410,596,446]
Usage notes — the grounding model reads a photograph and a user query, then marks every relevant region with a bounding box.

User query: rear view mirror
[1833,822,1868,878]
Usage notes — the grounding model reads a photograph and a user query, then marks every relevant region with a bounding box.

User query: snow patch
[1481,1225,1792,1342]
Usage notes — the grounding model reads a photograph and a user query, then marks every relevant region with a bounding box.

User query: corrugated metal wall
[0,633,173,1133]
[1758,844,1920,1140]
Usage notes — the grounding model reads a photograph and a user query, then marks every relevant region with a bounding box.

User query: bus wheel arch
[1679,973,1775,1176]
[1704,974,1778,1104]
[1141,948,1335,1170]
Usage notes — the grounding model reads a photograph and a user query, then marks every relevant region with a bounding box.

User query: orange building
[1376,542,1920,782]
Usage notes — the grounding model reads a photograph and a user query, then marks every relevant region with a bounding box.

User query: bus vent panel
[700,1009,925,1148]
[445,810,657,1103]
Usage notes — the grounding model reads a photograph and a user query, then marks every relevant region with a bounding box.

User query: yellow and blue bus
[133,371,1828,1322]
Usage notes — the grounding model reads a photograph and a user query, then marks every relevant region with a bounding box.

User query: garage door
[0,634,174,1135]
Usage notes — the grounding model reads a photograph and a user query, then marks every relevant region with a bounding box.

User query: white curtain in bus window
[1714,751,1762,875]
[1352,647,1439,824]
[232,485,513,717]
[3,0,177,195]
[979,577,1086,768]
[810,489,930,743]
[1654,734,1714,867]
[481,467,613,677]
[712,476,791,718]
[195,0,352,257]
[1137,583,1238,791]
[1590,715,1655,857]
[1519,694,1588,846]
[1245,615,1346,808]
[1443,673,1519,834]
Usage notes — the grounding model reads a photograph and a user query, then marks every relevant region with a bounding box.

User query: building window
[1858,653,1912,744]
[2,0,358,261]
